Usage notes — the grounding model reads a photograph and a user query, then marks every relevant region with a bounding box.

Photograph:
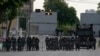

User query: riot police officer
[55,37,58,50]
[11,37,16,51]
[21,37,25,51]
[5,37,11,51]
[70,37,74,50]
[93,37,96,50]
[27,36,32,51]
[17,37,22,51]
[59,37,63,50]
[75,36,80,51]
[32,37,36,51]
[45,37,49,50]
[35,37,39,51]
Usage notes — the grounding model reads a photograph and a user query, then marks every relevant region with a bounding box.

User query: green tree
[0,0,28,37]
[0,0,8,5]
[98,2,100,9]
[0,0,8,23]
[97,2,100,13]
[44,0,79,27]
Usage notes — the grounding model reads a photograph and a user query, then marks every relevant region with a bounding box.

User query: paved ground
[0,48,100,56]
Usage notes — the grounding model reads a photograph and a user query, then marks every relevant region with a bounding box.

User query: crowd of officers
[45,36,96,51]
[2,36,96,51]
[3,36,39,51]
[45,37,75,51]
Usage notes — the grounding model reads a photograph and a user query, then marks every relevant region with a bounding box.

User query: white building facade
[29,10,57,35]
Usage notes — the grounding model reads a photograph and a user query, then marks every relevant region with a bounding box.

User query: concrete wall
[30,12,57,35]
[81,13,100,24]
[30,12,57,23]
[81,13,100,37]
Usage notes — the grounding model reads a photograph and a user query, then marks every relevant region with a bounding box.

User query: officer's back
[5,37,11,51]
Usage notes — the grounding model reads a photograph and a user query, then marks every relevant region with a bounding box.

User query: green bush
[57,25,76,36]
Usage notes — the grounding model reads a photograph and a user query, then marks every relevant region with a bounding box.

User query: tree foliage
[44,0,79,26]
[0,0,28,37]
[0,0,28,23]
[98,2,100,9]
[97,2,100,13]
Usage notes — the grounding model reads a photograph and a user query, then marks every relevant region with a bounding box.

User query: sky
[34,0,100,19]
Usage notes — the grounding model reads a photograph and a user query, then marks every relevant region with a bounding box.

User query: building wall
[81,13,100,37]
[30,12,57,35]
[0,19,17,37]
[81,13,100,24]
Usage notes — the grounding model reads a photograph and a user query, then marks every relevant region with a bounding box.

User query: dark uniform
[59,37,63,50]
[27,37,32,51]
[70,37,74,50]
[55,37,58,50]
[5,37,11,51]
[35,37,39,51]
[93,38,96,50]
[45,37,49,50]
[91,37,96,50]
[87,37,96,50]
[65,38,70,50]
[32,37,36,51]
[21,37,25,50]
[94,38,96,50]
[11,37,16,51]
[2,40,6,51]
[75,37,80,51]
[17,37,22,51]
[86,37,91,50]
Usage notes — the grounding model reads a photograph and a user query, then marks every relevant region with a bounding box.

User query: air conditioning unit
[35,9,41,12]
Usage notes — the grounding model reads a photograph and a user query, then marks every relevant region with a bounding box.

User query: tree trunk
[6,20,12,38]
